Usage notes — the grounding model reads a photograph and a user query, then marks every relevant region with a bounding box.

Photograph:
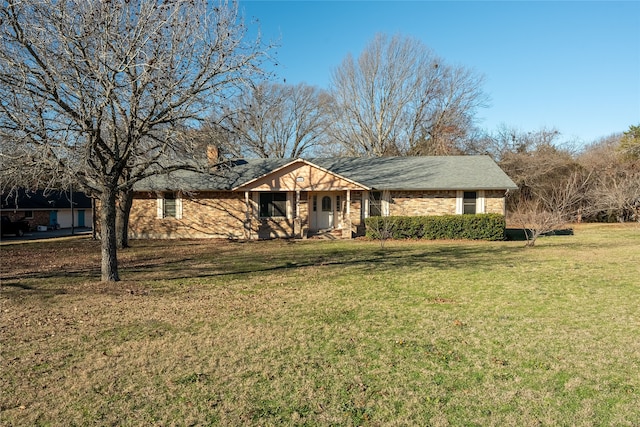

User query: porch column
[343,189,352,239]
[363,191,370,219]
[244,191,251,240]
[294,190,302,238]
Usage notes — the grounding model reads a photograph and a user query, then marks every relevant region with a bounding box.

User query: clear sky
[239,0,640,146]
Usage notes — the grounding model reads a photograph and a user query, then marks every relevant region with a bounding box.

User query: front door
[77,210,85,227]
[49,211,58,228]
[316,193,334,230]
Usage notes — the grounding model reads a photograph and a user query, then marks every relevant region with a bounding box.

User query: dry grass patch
[1,224,639,425]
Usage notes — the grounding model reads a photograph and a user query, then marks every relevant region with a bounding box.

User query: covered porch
[234,159,369,240]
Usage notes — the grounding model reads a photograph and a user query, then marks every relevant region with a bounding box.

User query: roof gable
[233,159,369,191]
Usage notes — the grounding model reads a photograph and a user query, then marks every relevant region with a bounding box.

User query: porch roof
[133,156,517,192]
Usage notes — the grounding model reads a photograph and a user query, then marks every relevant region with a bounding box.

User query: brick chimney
[207,145,219,166]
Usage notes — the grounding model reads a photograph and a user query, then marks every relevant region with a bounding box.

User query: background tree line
[197,33,639,230]
[1,2,637,281]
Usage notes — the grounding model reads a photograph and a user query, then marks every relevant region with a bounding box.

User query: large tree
[0,0,271,281]
[207,81,333,158]
[329,33,487,157]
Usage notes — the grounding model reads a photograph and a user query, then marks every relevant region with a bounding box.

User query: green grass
[1,223,639,425]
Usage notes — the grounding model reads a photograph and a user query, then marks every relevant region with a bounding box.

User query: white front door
[316,193,334,230]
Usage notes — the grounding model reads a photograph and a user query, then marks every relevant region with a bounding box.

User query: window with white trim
[157,192,182,219]
[463,191,477,214]
[456,190,485,215]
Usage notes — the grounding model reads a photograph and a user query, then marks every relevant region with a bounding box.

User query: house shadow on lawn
[119,241,524,282]
[2,237,534,297]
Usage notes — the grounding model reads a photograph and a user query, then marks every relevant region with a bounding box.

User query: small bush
[365,214,506,241]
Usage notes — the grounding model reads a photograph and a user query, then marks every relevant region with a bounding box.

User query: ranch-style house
[129,155,518,240]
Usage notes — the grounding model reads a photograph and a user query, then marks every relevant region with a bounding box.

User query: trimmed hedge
[365,214,506,241]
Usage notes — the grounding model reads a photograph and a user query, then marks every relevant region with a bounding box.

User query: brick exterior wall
[484,190,506,215]
[129,192,250,239]
[128,189,506,240]
[390,190,458,216]
[390,190,506,216]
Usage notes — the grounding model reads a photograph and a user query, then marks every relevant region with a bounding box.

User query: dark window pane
[370,192,382,217]
[463,191,476,215]
[321,196,332,212]
[164,192,176,217]
[260,192,287,217]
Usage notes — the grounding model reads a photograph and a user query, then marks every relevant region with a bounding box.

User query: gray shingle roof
[312,156,517,190]
[134,156,517,192]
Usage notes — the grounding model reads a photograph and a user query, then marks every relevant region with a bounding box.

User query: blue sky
[239,0,640,146]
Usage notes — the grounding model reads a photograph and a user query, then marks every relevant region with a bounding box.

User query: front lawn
[1,223,638,425]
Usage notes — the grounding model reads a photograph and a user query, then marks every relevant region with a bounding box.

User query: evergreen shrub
[365,214,506,241]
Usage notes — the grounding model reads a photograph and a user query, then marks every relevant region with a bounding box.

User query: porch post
[343,189,352,239]
[363,191,370,219]
[244,191,251,240]
[294,190,302,238]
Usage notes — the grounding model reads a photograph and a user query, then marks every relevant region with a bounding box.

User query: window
[260,192,287,218]
[370,191,382,217]
[463,191,477,214]
[157,192,182,219]
[24,211,34,219]
[163,192,177,218]
[456,190,484,215]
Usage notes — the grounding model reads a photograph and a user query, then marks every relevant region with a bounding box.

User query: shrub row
[365,214,506,241]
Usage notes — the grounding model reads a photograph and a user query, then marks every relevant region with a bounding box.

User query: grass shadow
[2,238,524,296]
[119,241,521,281]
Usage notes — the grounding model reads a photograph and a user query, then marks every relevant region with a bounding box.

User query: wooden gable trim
[233,159,370,192]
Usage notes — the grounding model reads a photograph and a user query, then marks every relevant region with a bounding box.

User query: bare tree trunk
[117,189,134,249]
[100,191,120,282]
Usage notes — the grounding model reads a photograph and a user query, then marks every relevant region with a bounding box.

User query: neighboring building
[0,189,93,230]
[129,156,518,240]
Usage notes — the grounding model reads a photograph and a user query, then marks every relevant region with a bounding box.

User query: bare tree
[576,130,640,223]
[0,0,271,281]
[512,172,590,246]
[478,126,582,213]
[585,172,640,222]
[209,82,333,158]
[329,33,487,157]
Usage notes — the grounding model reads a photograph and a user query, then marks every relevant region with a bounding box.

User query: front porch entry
[234,159,366,239]
[313,192,335,231]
